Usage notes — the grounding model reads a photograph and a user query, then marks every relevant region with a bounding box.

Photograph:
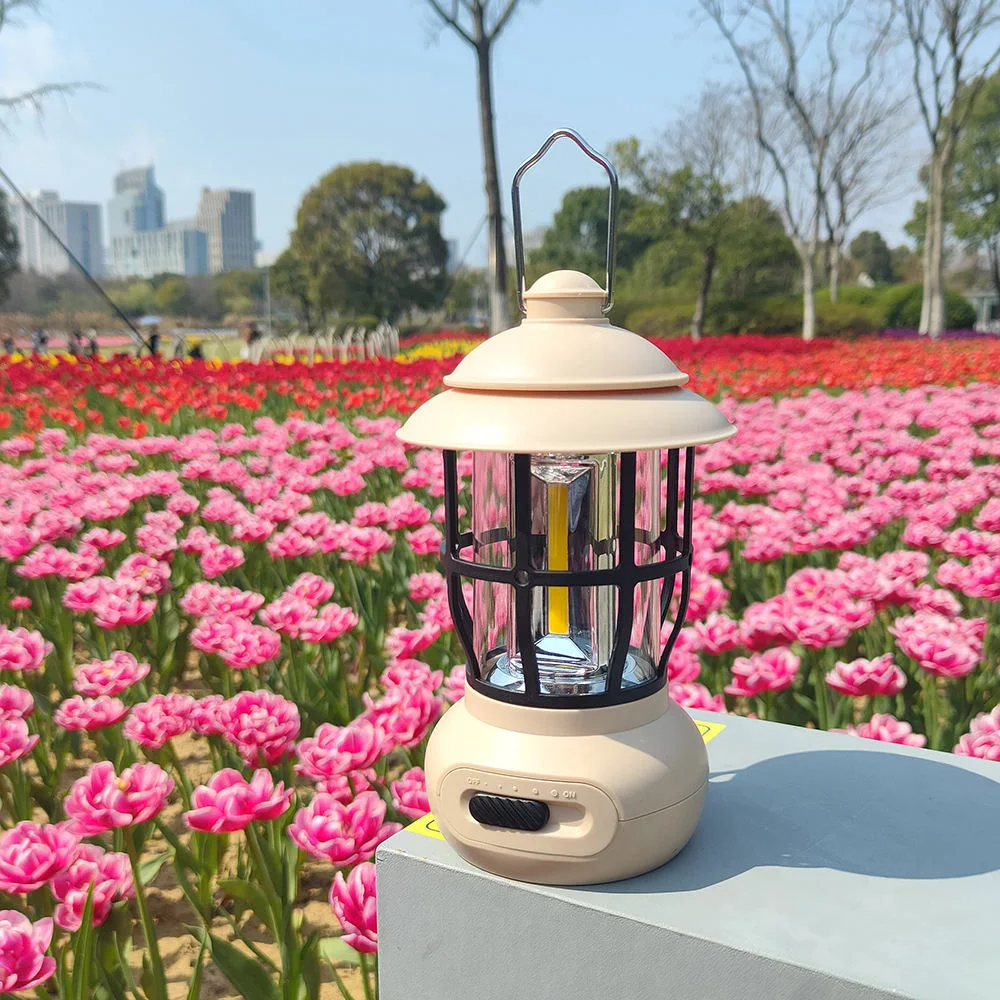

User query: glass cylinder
[470,450,661,697]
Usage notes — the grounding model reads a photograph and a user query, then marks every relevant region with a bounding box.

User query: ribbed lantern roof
[398,270,735,454]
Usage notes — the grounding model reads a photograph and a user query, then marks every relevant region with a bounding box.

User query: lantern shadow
[600,748,1000,892]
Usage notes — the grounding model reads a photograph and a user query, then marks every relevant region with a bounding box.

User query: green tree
[951,69,1000,302]
[714,197,798,302]
[152,277,192,316]
[441,267,486,323]
[291,161,448,321]
[527,186,649,286]
[116,281,156,317]
[270,248,313,330]
[615,144,731,340]
[0,189,19,305]
[849,231,896,284]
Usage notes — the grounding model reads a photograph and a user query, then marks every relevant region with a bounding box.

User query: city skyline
[12,164,256,279]
[0,1,922,270]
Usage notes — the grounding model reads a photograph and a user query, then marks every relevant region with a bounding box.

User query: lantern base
[425,684,708,885]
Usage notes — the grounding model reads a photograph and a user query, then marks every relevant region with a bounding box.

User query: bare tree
[902,0,1000,337]
[698,0,896,340]
[424,0,525,335]
[665,84,773,201]
[0,1,92,121]
[824,90,910,300]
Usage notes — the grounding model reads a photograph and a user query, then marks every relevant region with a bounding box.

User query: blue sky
[0,0,920,263]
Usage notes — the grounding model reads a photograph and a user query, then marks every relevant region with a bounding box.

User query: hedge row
[625,283,977,338]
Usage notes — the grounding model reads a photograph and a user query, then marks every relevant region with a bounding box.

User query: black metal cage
[440,447,696,709]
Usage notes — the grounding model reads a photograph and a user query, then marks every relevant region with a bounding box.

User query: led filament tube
[546,483,570,635]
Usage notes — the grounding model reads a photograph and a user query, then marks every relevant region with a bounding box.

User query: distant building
[196,188,256,273]
[967,289,999,332]
[107,166,164,240]
[108,222,208,278]
[12,190,104,277]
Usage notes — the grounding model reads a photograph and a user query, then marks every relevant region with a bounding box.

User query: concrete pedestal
[377,710,1000,1000]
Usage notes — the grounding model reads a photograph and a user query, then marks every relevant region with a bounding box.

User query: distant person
[2,334,14,355]
[30,327,47,355]
[67,328,83,356]
[85,331,99,358]
[240,322,262,361]
[188,339,204,361]
[147,326,161,357]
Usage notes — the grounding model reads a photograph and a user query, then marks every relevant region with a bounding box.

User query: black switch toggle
[469,793,550,831]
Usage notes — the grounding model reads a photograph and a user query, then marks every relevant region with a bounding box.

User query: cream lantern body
[398,268,734,885]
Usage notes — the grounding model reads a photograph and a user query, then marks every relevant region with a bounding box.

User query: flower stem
[359,951,376,1000]
[125,828,168,1000]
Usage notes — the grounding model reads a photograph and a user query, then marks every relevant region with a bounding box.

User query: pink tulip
[407,571,447,603]
[199,542,245,578]
[692,613,741,655]
[81,527,127,550]
[180,582,265,618]
[261,594,315,638]
[404,523,441,557]
[669,682,727,714]
[191,615,282,670]
[954,706,1000,761]
[299,603,359,644]
[317,769,378,804]
[786,608,853,650]
[73,651,150,697]
[725,647,800,698]
[115,553,171,595]
[0,822,79,893]
[442,664,466,703]
[342,526,394,564]
[0,626,50,673]
[351,502,390,527]
[219,690,300,767]
[380,660,444,692]
[384,624,441,661]
[91,589,157,630]
[0,685,32,721]
[50,844,134,931]
[296,721,385,783]
[836,713,926,748]
[123,693,195,749]
[64,761,174,836]
[391,767,430,820]
[890,612,983,678]
[184,769,294,834]
[190,694,226,736]
[55,694,130,731]
[0,717,38,767]
[825,654,906,697]
[0,910,56,991]
[288,790,401,866]
[362,684,441,751]
[330,862,378,953]
[287,572,335,607]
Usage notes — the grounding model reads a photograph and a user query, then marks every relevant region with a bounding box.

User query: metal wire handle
[511,127,619,315]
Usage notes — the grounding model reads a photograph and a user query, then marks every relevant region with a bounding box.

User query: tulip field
[0,332,996,999]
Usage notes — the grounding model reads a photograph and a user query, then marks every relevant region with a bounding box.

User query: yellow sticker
[404,812,445,840]
[694,719,726,744]
[404,722,726,840]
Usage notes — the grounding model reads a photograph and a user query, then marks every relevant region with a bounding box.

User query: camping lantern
[397,129,736,885]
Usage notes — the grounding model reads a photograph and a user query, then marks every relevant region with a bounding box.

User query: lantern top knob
[444,269,689,393]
